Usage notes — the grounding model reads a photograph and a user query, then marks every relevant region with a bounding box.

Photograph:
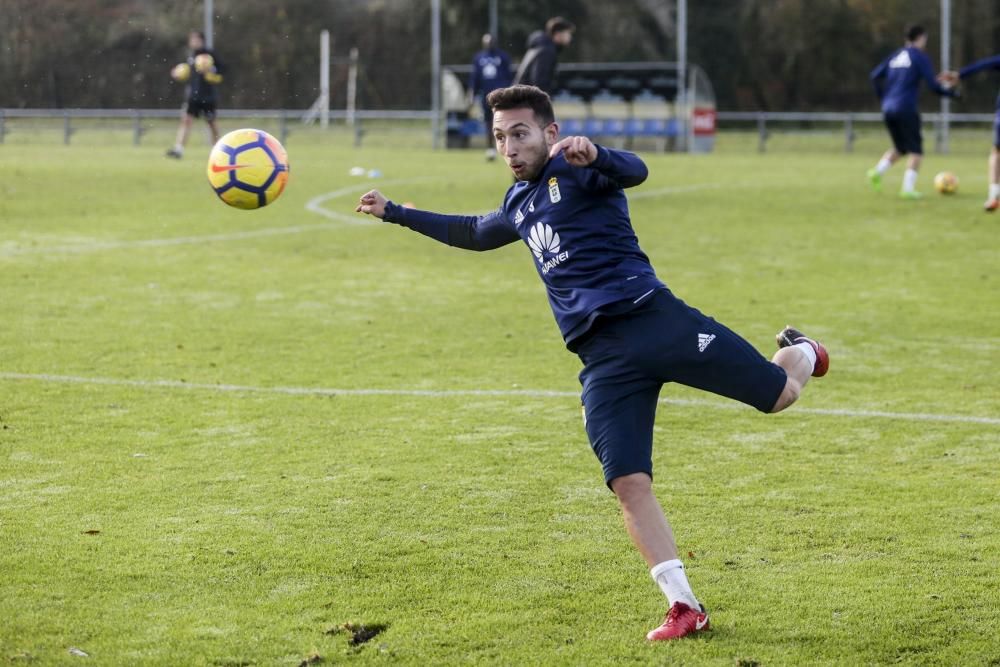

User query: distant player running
[355,85,829,641]
[868,25,956,199]
[166,30,224,159]
[942,55,1000,211]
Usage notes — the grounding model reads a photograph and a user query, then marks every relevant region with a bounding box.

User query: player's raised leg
[770,326,829,412]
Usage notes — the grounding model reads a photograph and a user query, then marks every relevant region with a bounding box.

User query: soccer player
[166,30,224,159]
[867,25,956,199]
[470,33,513,161]
[354,85,830,641]
[513,17,574,94]
[942,55,1000,211]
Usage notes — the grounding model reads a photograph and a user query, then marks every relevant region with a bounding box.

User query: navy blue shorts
[993,110,1000,149]
[884,111,922,155]
[576,289,788,486]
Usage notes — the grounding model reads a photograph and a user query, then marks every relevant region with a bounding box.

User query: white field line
[1,179,715,259]
[2,371,998,426]
[303,184,380,224]
[1,222,348,257]
[1,182,385,258]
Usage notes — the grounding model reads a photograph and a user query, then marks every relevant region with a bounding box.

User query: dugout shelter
[443,61,716,153]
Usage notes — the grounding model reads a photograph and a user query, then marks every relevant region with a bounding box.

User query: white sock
[875,158,892,175]
[651,559,700,610]
[902,168,918,193]
[989,183,1000,200]
[794,341,817,371]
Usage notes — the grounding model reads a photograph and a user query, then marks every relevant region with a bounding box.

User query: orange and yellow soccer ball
[206,129,289,210]
[934,171,959,195]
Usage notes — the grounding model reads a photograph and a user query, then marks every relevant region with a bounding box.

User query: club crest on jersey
[548,177,561,204]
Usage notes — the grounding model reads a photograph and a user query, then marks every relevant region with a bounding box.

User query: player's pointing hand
[356,189,388,219]
[549,135,598,166]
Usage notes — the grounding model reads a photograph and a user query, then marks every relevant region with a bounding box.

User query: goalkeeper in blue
[354,84,829,641]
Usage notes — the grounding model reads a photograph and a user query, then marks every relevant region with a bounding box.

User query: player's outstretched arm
[551,137,648,189]
[958,54,1000,80]
[915,51,957,97]
[355,189,518,251]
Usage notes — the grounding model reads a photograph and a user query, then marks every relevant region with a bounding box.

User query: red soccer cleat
[985,197,999,213]
[776,326,829,377]
[646,602,710,641]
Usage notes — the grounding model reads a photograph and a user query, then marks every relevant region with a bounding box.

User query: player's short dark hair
[486,85,555,128]
[906,25,926,42]
[545,16,575,37]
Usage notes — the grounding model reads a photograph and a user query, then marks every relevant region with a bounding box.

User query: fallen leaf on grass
[81,530,100,535]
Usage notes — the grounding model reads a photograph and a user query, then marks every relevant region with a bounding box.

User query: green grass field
[2,129,999,665]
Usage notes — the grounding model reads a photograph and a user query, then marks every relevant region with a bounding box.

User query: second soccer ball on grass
[933,171,959,195]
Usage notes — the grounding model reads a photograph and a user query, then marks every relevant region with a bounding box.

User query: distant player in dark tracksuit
[942,54,1000,211]
[355,85,830,642]
[513,16,575,94]
[469,34,512,161]
[868,25,956,198]
[166,30,225,159]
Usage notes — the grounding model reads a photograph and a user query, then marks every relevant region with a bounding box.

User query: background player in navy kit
[469,33,512,161]
[941,54,1000,211]
[867,25,956,198]
[166,30,224,159]
[355,85,829,641]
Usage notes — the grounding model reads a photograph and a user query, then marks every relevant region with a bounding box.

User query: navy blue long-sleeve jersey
[871,46,954,114]
[382,146,664,348]
[959,54,1000,110]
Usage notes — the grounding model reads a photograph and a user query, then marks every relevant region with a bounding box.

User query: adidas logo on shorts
[697,333,716,352]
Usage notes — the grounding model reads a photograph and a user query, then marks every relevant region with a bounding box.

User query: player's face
[189,33,204,50]
[492,108,558,181]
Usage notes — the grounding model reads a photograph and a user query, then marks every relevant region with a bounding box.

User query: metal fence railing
[716,111,996,153]
[1,108,995,152]
[0,108,435,146]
